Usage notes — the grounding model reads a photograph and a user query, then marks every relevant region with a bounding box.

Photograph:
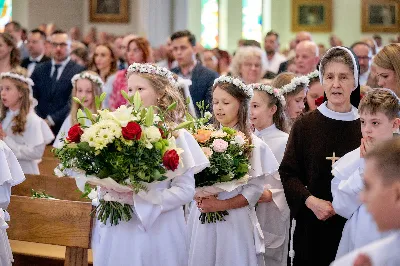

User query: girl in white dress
[188,76,279,266]
[249,83,290,266]
[331,88,400,258]
[53,71,104,148]
[0,140,25,266]
[271,72,309,130]
[91,63,209,266]
[0,71,54,174]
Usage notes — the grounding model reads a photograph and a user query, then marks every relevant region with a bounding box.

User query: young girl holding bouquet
[0,71,54,174]
[53,71,104,148]
[188,76,279,266]
[91,63,209,266]
[249,83,290,266]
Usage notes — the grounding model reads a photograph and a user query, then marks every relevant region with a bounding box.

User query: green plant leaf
[166,102,177,111]
[145,106,154,126]
[73,97,83,105]
[133,91,142,111]
[84,107,94,122]
[77,109,86,126]
[174,120,193,131]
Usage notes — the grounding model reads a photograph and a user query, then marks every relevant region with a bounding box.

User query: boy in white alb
[331,89,400,258]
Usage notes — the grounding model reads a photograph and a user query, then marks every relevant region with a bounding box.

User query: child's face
[76,79,94,109]
[0,78,22,111]
[127,74,158,108]
[360,111,399,143]
[250,90,275,131]
[212,86,240,128]
[286,89,306,119]
[306,82,324,111]
[360,159,400,232]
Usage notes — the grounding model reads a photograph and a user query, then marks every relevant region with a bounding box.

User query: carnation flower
[143,126,162,143]
[194,129,212,143]
[211,130,227,138]
[201,147,214,158]
[212,139,229,152]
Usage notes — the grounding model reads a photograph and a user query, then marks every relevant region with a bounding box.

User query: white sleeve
[332,161,365,219]
[241,175,265,207]
[3,136,46,161]
[133,168,194,230]
[0,183,11,210]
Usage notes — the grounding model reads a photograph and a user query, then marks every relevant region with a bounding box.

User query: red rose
[315,96,324,107]
[162,149,179,171]
[66,124,83,143]
[122,122,142,140]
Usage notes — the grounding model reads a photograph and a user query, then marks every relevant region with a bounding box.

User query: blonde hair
[230,46,267,82]
[358,88,400,120]
[373,44,400,96]
[70,70,102,125]
[126,72,186,124]
[0,70,31,135]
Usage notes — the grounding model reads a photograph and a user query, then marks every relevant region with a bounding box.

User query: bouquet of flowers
[54,91,191,225]
[187,103,253,223]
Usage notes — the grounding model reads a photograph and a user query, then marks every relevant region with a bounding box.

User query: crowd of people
[0,20,400,266]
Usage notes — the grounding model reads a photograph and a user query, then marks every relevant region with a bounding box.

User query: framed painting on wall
[291,0,333,32]
[89,0,129,23]
[361,0,399,32]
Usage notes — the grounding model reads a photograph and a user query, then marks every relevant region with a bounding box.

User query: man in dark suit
[170,30,219,116]
[31,30,85,135]
[21,29,51,76]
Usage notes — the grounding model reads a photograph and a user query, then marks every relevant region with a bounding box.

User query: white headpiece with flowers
[71,72,104,94]
[281,75,310,94]
[249,83,286,106]
[213,75,253,98]
[307,70,320,80]
[0,72,37,107]
[127,63,179,89]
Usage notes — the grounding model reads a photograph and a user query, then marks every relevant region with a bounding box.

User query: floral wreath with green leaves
[213,75,253,98]
[281,75,310,94]
[71,72,104,93]
[127,63,180,89]
[248,83,286,107]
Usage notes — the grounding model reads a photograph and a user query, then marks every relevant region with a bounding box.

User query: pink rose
[212,139,229,153]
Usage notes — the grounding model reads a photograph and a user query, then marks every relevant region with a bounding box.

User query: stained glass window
[0,0,11,32]
[242,0,262,42]
[201,0,219,49]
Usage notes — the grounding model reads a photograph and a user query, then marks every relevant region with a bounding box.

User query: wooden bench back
[7,195,93,248]
[12,174,89,202]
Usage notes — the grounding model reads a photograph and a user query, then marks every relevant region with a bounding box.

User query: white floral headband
[307,70,320,81]
[281,76,310,94]
[127,63,179,89]
[71,72,104,92]
[249,83,286,107]
[0,72,34,87]
[213,76,253,98]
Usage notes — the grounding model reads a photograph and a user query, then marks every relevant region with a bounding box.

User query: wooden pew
[39,145,60,176]
[12,174,88,202]
[7,196,93,266]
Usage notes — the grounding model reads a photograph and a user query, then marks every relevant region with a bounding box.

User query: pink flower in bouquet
[212,139,228,153]
[201,147,214,158]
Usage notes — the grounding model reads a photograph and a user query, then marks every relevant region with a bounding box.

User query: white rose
[143,126,162,143]
[110,105,136,127]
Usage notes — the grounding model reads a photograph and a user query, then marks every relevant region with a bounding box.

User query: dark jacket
[31,60,85,135]
[21,55,51,69]
[171,64,219,116]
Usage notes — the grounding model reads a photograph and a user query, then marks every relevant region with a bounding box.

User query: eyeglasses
[243,62,261,68]
[51,42,68,48]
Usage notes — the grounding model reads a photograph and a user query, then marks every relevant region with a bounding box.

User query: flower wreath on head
[71,72,104,94]
[249,83,286,107]
[127,63,180,90]
[281,75,310,94]
[213,75,253,98]
[0,72,34,88]
[307,69,320,82]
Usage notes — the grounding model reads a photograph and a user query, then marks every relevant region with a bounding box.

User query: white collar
[254,124,277,137]
[51,56,70,67]
[7,109,20,116]
[317,102,359,121]
[30,54,44,62]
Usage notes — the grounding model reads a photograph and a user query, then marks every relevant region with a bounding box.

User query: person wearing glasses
[31,29,85,136]
[230,46,268,84]
[351,42,373,86]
